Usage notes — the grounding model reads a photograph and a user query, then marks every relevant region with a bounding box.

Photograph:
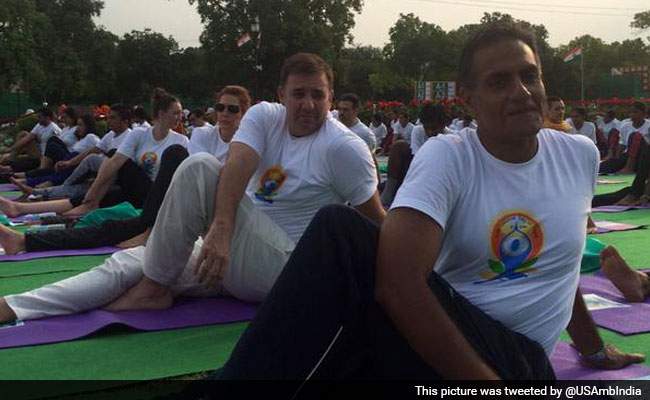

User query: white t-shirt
[347,120,377,152]
[97,129,131,154]
[369,122,387,142]
[31,122,62,154]
[232,102,377,243]
[570,121,597,144]
[189,124,230,162]
[619,120,650,147]
[132,121,152,130]
[597,119,620,141]
[410,125,427,155]
[72,134,101,153]
[392,128,598,355]
[394,122,415,143]
[117,126,189,180]
[60,126,79,150]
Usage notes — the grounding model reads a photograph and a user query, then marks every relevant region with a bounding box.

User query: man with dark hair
[132,106,151,130]
[198,23,641,386]
[598,110,621,162]
[568,106,597,144]
[104,52,385,311]
[393,110,414,143]
[336,93,376,151]
[0,108,62,173]
[188,108,212,137]
[369,112,388,154]
[600,101,650,174]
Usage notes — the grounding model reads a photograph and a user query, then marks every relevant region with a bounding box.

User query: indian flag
[563,45,583,63]
[236,33,251,48]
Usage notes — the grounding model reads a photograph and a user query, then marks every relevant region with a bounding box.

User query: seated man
[0,54,383,319]
[568,106,597,144]
[207,23,642,385]
[600,102,650,175]
[0,108,62,173]
[336,93,376,152]
[187,108,213,137]
[598,110,621,162]
[369,113,388,155]
[381,104,451,208]
[393,111,414,143]
[541,96,572,133]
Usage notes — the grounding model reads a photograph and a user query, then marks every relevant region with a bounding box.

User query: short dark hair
[419,104,451,126]
[64,107,79,123]
[572,106,587,117]
[631,101,647,113]
[190,109,205,119]
[547,96,562,106]
[37,107,54,119]
[398,110,409,119]
[606,110,616,119]
[459,22,541,90]
[280,53,334,89]
[372,113,383,123]
[133,106,148,121]
[110,104,132,122]
[338,93,360,109]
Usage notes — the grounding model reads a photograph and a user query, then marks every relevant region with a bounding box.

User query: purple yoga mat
[0,184,18,191]
[0,297,258,349]
[593,204,650,213]
[0,247,120,262]
[551,343,650,380]
[579,270,650,335]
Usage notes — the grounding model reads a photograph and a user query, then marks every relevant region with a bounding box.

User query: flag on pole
[236,33,251,48]
[563,45,583,63]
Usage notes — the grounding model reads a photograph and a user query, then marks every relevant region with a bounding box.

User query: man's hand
[82,187,99,206]
[194,222,232,288]
[580,343,645,370]
[54,160,69,172]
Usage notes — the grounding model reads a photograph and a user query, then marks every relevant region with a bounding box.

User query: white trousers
[6,153,295,320]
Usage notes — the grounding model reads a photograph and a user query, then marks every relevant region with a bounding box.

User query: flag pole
[580,51,584,102]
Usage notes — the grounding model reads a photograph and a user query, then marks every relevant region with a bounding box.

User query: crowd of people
[1,22,650,389]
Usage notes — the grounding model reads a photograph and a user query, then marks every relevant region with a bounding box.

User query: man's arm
[194,142,260,287]
[375,207,500,379]
[567,288,644,368]
[353,191,385,225]
[5,133,36,154]
[56,147,102,171]
[82,153,128,205]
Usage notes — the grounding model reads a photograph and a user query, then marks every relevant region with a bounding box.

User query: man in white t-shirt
[106,53,384,312]
[568,106,597,144]
[132,106,151,130]
[599,110,621,162]
[369,113,388,154]
[393,111,414,143]
[199,24,642,384]
[187,109,213,137]
[336,93,376,152]
[0,108,62,173]
[600,102,650,174]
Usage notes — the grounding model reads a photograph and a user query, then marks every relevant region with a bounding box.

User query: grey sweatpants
[33,154,104,199]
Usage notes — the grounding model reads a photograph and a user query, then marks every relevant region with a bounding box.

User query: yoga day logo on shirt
[140,152,158,174]
[255,166,288,204]
[475,211,544,284]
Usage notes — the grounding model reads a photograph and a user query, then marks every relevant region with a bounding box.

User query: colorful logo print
[475,211,544,284]
[255,166,288,204]
[140,152,158,175]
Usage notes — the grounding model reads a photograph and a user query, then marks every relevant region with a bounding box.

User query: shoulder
[539,128,598,161]
[324,118,369,153]
[246,101,285,121]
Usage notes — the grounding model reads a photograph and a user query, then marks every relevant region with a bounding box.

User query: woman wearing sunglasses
[0,86,251,255]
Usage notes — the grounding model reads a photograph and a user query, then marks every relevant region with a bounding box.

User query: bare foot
[0,196,21,218]
[616,168,635,175]
[0,224,25,255]
[104,276,173,312]
[616,194,641,206]
[0,165,12,174]
[601,246,650,302]
[9,177,33,195]
[63,203,96,217]
[0,297,17,323]
[117,228,151,249]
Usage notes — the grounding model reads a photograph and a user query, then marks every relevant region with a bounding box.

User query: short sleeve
[231,102,274,158]
[328,136,377,206]
[97,133,112,153]
[30,124,39,135]
[391,138,463,230]
[117,128,142,161]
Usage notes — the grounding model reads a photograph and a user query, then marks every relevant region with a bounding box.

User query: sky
[95,0,649,49]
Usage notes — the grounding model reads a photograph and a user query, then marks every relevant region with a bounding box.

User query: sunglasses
[215,103,241,114]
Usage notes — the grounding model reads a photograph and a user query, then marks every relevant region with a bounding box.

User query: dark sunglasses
[215,103,241,114]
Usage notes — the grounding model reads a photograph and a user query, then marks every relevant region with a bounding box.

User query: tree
[337,46,385,99]
[188,0,363,100]
[631,10,650,31]
[113,30,180,105]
